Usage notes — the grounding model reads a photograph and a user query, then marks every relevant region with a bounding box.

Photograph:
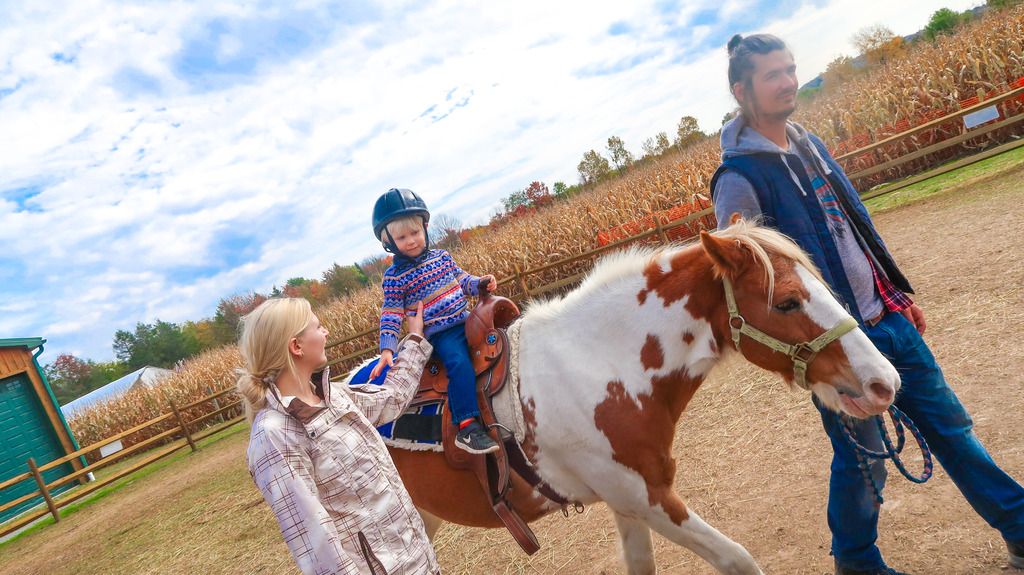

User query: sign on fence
[98,440,123,458]
[963,105,1000,129]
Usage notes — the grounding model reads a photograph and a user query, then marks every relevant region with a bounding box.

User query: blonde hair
[235,298,313,421]
[380,215,424,243]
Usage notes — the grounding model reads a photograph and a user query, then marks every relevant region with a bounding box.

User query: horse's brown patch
[594,371,702,521]
[640,334,664,371]
[389,448,553,528]
[681,331,695,345]
[637,289,647,305]
[521,397,539,460]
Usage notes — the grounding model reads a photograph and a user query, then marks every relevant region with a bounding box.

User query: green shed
[0,338,85,524]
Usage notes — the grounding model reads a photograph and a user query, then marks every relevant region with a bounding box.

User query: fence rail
[0,386,245,538]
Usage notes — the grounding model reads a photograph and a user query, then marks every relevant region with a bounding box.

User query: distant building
[60,366,173,418]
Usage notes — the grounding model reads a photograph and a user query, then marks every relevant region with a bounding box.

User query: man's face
[739,50,799,121]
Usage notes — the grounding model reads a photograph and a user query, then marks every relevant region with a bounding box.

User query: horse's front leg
[614,511,656,575]
[634,486,762,575]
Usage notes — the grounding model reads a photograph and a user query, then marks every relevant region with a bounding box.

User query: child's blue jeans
[428,323,479,423]
[818,310,1024,571]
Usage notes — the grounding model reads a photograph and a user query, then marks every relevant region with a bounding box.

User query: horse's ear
[729,212,743,226]
[700,230,748,278]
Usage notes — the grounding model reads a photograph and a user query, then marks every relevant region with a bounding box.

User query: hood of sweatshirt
[720,114,834,194]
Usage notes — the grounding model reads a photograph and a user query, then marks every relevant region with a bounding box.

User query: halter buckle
[729,316,745,331]
[790,343,816,363]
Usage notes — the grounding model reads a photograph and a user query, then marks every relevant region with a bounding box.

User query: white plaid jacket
[247,335,440,575]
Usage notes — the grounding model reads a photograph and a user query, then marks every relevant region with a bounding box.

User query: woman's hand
[405,301,425,337]
[369,349,393,379]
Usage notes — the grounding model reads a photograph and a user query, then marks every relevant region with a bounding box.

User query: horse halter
[721,276,859,390]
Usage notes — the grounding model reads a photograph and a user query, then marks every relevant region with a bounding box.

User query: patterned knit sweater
[379,249,481,352]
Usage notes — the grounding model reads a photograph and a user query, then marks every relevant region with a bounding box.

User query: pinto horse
[384,219,900,575]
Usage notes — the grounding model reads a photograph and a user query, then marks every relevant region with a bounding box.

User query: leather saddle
[406,288,550,555]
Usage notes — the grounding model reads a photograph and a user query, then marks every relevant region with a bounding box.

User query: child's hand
[479,275,497,292]
[370,349,394,379]
[405,301,425,336]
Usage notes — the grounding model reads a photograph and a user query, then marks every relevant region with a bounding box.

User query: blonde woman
[237,297,439,575]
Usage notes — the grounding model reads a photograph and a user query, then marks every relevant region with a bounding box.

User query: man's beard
[766,103,797,122]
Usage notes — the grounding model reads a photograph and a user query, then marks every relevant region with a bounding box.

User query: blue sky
[0,0,978,362]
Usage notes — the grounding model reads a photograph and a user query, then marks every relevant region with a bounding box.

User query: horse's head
[699,219,899,418]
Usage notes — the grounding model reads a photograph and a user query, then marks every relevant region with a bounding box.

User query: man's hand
[901,303,927,335]
[369,349,393,379]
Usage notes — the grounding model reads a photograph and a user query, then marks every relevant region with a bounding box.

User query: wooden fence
[0,387,244,538]
[321,86,1024,374]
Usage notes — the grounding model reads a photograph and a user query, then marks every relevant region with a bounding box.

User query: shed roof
[0,337,45,350]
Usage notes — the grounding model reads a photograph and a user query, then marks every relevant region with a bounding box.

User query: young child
[369,187,499,454]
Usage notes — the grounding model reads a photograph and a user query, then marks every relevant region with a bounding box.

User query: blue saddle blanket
[347,357,443,446]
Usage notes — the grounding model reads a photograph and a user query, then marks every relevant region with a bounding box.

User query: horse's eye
[774,299,801,313]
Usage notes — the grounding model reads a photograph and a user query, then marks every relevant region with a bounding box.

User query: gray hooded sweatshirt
[713,115,884,321]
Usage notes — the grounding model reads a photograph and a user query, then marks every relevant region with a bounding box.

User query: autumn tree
[852,25,905,65]
[675,116,704,148]
[523,181,553,208]
[642,132,671,156]
[322,263,368,298]
[282,278,331,306]
[821,56,858,91]
[211,292,269,344]
[359,254,393,285]
[606,136,634,169]
[577,149,611,184]
[429,213,464,251]
[44,354,130,404]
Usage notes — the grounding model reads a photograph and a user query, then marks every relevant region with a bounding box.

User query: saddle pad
[345,357,445,452]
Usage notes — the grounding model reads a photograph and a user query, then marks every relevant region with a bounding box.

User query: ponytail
[236,298,313,422]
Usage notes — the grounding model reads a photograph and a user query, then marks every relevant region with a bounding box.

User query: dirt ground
[1,161,1022,575]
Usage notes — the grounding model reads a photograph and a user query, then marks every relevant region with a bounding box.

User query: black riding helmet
[372,188,431,254]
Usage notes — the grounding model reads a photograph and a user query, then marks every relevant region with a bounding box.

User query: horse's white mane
[522,242,690,323]
[522,219,821,323]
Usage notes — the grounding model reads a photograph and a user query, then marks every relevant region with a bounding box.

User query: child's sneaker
[1008,539,1024,569]
[455,421,499,454]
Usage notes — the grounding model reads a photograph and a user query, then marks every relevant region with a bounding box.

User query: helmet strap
[382,228,398,254]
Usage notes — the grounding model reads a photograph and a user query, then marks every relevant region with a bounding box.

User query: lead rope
[838,404,934,507]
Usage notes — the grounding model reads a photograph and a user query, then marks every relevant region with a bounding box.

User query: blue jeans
[428,324,479,423]
[817,310,1024,570]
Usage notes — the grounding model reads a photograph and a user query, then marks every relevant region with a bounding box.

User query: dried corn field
[799,5,1024,184]
[65,5,1024,445]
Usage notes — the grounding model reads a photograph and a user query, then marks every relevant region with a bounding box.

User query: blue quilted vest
[709,133,912,322]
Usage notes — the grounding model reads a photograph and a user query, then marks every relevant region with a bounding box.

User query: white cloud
[0,0,982,360]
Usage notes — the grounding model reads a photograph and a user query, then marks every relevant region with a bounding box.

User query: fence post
[206,386,225,424]
[652,210,669,244]
[169,399,198,453]
[514,263,531,300]
[27,457,60,523]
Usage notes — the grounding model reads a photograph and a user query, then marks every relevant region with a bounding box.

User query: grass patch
[0,422,249,549]
[863,145,1024,213]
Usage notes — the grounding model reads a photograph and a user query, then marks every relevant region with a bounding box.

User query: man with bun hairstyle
[711,33,1024,575]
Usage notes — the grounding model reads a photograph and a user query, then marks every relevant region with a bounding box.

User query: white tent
[60,366,173,418]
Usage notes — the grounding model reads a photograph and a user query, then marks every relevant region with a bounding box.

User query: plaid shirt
[247,334,440,575]
[868,258,914,314]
